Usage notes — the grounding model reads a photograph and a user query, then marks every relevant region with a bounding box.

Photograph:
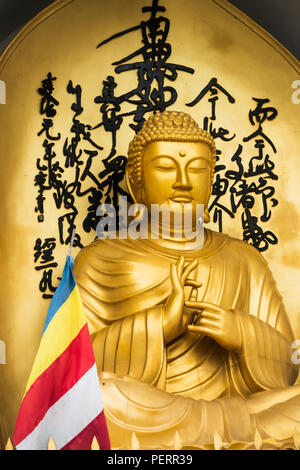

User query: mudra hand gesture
[186,300,242,352]
[163,255,242,351]
[163,255,202,343]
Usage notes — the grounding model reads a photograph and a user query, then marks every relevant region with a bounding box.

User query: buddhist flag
[13,255,111,450]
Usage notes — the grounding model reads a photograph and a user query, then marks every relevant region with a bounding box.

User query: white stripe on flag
[16,364,103,450]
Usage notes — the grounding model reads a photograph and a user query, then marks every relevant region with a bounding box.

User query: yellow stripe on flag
[25,286,86,393]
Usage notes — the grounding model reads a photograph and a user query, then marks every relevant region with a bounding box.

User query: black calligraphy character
[37,118,61,141]
[96,0,194,132]
[67,80,84,117]
[248,98,278,126]
[244,139,278,180]
[243,98,278,153]
[94,76,125,157]
[209,173,234,232]
[38,72,60,118]
[186,77,236,142]
[39,269,57,299]
[242,208,278,252]
[35,72,62,222]
[34,237,58,270]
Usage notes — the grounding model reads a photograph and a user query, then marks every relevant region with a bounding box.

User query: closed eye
[154,165,176,171]
[188,167,208,174]
[151,156,176,171]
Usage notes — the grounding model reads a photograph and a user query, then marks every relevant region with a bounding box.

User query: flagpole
[67,228,76,258]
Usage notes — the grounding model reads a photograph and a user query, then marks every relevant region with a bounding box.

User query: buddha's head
[126,110,216,223]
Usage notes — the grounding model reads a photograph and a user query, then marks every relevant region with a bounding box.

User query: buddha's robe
[73,230,300,449]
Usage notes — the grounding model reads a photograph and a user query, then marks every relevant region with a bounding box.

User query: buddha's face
[139,141,212,209]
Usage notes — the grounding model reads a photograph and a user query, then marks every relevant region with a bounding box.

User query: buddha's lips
[170,195,193,203]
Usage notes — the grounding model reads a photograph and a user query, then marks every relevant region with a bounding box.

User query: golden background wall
[0,0,299,441]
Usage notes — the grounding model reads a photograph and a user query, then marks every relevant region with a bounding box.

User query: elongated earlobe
[125,169,138,203]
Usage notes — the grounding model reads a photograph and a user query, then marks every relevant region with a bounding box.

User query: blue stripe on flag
[41,255,76,336]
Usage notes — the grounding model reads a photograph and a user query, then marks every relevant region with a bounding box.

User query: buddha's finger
[198,310,220,321]
[187,286,198,302]
[185,300,222,313]
[185,279,202,288]
[176,255,185,278]
[197,317,220,328]
[190,309,220,325]
[170,263,181,291]
[188,325,221,338]
[182,258,198,276]
[182,259,198,283]
[185,281,202,304]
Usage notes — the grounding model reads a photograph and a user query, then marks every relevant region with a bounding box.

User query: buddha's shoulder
[210,229,268,266]
[74,237,146,269]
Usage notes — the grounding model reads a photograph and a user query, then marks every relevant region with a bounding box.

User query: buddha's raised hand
[163,256,202,343]
[185,300,242,352]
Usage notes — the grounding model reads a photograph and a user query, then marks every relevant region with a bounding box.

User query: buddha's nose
[172,171,192,191]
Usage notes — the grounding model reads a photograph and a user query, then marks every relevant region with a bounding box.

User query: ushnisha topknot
[127,110,217,189]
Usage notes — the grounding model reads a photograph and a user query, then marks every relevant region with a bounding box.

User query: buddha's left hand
[185,300,242,352]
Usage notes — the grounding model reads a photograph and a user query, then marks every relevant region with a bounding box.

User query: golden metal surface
[0,0,300,449]
[73,111,300,448]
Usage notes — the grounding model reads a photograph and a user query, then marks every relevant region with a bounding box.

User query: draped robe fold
[73,230,300,449]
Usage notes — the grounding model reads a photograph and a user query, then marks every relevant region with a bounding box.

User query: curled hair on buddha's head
[127,110,217,191]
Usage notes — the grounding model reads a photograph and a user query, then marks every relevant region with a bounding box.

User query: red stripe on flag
[62,411,111,450]
[13,324,95,446]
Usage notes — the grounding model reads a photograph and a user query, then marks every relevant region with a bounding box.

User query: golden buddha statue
[74,111,300,450]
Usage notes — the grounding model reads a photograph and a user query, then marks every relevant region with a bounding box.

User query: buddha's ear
[125,166,140,203]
